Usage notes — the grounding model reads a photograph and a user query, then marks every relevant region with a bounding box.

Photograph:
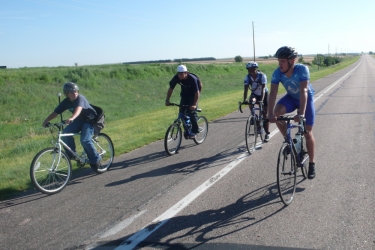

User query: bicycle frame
[47,122,106,168]
[279,117,307,165]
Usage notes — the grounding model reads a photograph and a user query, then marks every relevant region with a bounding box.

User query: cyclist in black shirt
[165,65,202,139]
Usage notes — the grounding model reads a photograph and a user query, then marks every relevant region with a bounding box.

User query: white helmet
[177,65,188,72]
[246,62,258,69]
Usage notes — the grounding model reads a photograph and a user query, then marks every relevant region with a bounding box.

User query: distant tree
[234,55,243,62]
[298,56,304,63]
[75,62,78,67]
[369,51,373,55]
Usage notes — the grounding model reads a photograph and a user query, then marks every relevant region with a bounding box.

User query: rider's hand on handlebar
[268,114,277,123]
[243,100,249,104]
[294,114,304,123]
[165,100,170,106]
[65,118,73,125]
[189,105,197,110]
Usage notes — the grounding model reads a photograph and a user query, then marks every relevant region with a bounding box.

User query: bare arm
[243,85,249,102]
[267,83,279,122]
[66,106,83,124]
[165,88,174,105]
[191,91,200,110]
[294,80,308,122]
[42,112,59,127]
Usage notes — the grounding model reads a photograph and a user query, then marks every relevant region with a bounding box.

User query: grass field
[0,56,359,199]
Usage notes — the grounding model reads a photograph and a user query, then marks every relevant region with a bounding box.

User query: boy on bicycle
[267,46,316,179]
[165,65,202,139]
[42,82,101,171]
[243,62,270,142]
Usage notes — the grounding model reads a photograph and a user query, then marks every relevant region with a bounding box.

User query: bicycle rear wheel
[93,133,114,173]
[277,143,297,205]
[164,123,182,155]
[245,115,257,154]
[194,116,208,144]
[30,147,72,194]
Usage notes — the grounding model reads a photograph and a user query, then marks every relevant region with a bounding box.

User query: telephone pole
[252,21,255,62]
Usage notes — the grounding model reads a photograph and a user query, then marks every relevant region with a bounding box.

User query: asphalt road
[1,55,374,250]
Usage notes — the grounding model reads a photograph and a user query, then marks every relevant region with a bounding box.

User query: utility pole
[252,21,255,62]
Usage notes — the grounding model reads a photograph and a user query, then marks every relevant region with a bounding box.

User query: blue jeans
[62,119,101,164]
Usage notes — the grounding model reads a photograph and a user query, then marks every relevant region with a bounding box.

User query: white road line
[114,153,247,250]
[111,60,361,250]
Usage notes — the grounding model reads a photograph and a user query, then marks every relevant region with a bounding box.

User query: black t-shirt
[169,73,200,99]
[54,94,96,120]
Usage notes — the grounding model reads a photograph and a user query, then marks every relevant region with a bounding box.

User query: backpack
[90,104,105,136]
[189,73,202,92]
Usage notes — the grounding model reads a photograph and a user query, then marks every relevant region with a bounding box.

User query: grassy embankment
[0,56,359,199]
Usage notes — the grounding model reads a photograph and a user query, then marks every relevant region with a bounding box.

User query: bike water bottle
[184,115,192,132]
[294,133,301,154]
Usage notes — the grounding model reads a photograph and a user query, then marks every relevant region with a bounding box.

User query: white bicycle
[30,121,114,194]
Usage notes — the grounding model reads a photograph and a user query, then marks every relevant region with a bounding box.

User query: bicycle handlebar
[168,103,202,112]
[277,116,308,133]
[238,101,264,113]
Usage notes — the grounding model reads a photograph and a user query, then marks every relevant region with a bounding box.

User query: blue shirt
[271,64,314,100]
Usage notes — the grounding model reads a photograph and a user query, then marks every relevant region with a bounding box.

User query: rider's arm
[298,81,308,116]
[66,106,83,124]
[191,91,200,110]
[243,85,249,102]
[260,85,265,102]
[165,88,173,105]
[42,112,59,127]
[268,83,279,119]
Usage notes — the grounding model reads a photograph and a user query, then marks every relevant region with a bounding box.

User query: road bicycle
[164,103,208,155]
[239,100,267,154]
[30,121,114,194]
[276,116,309,205]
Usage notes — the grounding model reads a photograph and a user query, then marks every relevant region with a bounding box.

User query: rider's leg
[80,121,101,165]
[62,120,81,159]
[273,103,287,137]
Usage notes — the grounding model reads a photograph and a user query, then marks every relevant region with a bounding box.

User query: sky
[1,0,374,68]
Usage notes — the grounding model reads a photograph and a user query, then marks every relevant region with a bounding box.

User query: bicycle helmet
[63,82,79,95]
[246,62,258,69]
[275,46,298,59]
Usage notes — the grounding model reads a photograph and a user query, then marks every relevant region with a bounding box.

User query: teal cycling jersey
[271,64,314,100]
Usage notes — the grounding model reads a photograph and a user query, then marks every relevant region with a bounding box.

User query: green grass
[0,56,359,199]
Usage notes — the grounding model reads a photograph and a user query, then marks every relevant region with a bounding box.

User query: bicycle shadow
[105,146,245,187]
[93,182,288,249]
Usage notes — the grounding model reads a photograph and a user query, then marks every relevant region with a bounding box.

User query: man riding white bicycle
[243,61,270,142]
[42,82,101,171]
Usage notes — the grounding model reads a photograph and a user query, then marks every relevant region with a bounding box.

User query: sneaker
[308,163,316,179]
[90,161,101,171]
[264,134,270,142]
[188,133,196,139]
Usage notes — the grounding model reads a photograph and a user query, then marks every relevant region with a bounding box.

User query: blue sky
[1,0,374,68]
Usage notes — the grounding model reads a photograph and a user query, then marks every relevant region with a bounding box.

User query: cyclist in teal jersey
[268,46,316,179]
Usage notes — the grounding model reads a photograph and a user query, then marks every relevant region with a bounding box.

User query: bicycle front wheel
[30,147,72,194]
[93,133,114,173]
[277,143,297,205]
[194,116,208,145]
[164,123,182,155]
[245,115,257,154]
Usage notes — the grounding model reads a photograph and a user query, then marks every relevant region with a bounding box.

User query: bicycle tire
[245,115,257,154]
[164,123,182,155]
[93,133,114,173]
[299,136,309,179]
[30,147,72,195]
[194,116,208,145]
[277,143,297,205]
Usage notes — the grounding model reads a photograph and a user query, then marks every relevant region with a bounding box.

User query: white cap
[177,65,188,72]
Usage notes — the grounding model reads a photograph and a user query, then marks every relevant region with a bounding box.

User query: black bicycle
[164,103,208,155]
[276,116,309,205]
[239,100,267,154]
